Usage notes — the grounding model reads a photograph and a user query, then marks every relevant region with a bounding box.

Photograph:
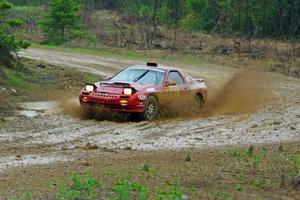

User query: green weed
[142,163,150,172]
[157,187,183,200]
[234,184,245,192]
[289,154,300,175]
[214,191,235,200]
[59,173,100,200]
[185,152,192,162]
[249,178,264,188]
[108,179,149,200]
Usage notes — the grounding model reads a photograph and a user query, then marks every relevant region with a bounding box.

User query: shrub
[0,0,30,67]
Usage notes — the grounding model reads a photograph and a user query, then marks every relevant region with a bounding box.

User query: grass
[31,43,148,60]
[3,68,33,89]
[12,6,35,11]
[10,173,183,200]
[4,143,300,199]
[31,43,206,67]
[84,75,101,83]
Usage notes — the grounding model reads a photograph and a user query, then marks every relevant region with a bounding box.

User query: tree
[158,0,184,49]
[40,0,87,44]
[0,0,30,66]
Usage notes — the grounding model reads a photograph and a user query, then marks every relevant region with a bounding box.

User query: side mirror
[165,80,177,86]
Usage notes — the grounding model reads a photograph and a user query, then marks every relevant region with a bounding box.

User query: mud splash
[203,70,273,116]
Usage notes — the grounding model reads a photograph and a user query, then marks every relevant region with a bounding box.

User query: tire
[81,104,94,119]
[141,95,159,120]
[194,94,204,110]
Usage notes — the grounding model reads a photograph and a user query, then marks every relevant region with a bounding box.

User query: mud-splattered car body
[79,63,207,120]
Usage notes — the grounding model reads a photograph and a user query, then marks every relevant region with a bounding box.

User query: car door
[163,70,187,105]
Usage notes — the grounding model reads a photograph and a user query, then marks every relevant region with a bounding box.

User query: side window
[156,71,165,85]
[168,71,184,85]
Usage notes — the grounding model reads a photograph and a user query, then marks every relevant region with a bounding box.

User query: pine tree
[40,0,86,44]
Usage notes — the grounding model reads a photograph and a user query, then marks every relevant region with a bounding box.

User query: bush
[0,0,30,66]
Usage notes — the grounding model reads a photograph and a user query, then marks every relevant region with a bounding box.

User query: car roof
[128,63,181,72]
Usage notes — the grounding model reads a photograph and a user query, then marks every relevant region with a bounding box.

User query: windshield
[110,68,165,85]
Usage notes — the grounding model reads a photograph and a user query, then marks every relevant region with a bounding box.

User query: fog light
[83,97,88,102]
[120,100,128,106]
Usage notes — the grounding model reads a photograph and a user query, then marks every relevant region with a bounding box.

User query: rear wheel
[141,95,159,120]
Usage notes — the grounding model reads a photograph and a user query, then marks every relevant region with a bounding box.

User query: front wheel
[194,94,204,110]
[141,95,159,120]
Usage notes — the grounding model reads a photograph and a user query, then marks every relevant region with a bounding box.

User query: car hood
[94,81,153,94]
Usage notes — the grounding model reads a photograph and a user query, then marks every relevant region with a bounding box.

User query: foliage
[11,5,35,11]
[40,0,89,44]
[157,0,184,28]
[8,172,190,200]
[76,0,300,39]
[109,179,149,200]
[59,175,151,200]
[23,192,32,200]
[8,0,300,40]
[0,0,30,66]
[157,188,183,200]
[59,172,100,200]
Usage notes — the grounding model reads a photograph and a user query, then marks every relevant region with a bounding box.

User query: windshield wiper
[134,70,149,82]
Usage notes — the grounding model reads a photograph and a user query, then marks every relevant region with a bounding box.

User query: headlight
[85,85,94,92]
[123,88,132,95]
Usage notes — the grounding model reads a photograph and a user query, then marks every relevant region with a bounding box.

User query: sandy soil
[0,47,299,197]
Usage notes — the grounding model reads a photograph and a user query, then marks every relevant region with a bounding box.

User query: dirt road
[1,47,299,174]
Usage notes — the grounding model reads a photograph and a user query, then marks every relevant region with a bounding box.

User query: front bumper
[79,92,145,112]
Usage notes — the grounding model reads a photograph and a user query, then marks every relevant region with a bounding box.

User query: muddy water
[18,101,61,117]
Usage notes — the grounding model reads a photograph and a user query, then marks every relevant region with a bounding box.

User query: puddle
[18,101,62,117]
[19,110,40,118]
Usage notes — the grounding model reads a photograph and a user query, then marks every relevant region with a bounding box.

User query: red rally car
[79,62,208,120]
